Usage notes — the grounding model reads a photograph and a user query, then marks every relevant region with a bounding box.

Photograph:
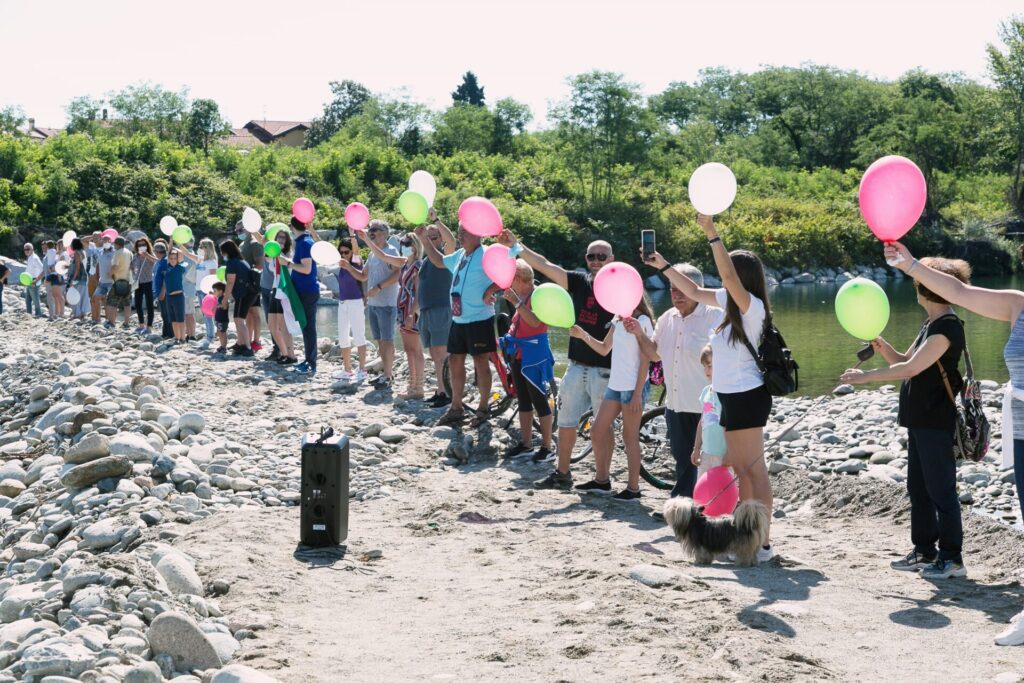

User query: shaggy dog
[663,498,769,567]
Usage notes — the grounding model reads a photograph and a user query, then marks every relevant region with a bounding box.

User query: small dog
[663,497,769,567]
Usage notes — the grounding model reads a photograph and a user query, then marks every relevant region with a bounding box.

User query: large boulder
[20,638,96,679]
[60,455,132,489]
[147,611,221,672]
[79,518,131,551]
[109,433,159,462]
[155,553,203,596]
[64,433,110,464]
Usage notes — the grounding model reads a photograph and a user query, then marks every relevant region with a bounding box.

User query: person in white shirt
[645,213,777,563]
[628,263,722,501]
[22,243,44,317]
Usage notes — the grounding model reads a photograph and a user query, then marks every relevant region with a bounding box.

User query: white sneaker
[200,340,210,350]
[995,608,1024,646]
[354,369,368,382]
[757,545,775,563]
[332,370,353,381]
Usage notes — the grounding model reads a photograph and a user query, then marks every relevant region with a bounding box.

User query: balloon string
[700,358,867,510]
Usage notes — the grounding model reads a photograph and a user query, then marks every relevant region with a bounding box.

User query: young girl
[501,260,555,463]
[334,236,369,381]
[570,295,656,500]
[196,239,219,348]
[266,231,298,365]
[690,344,727,479]
[647,213,776,562]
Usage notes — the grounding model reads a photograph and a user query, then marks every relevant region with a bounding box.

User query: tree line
[0,16,1022,276]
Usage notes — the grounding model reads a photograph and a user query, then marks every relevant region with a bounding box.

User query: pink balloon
[292,197,315,224]
[457,197,503,237]
[200,294,218,318]
[858,155,927,242]
[345,202,370,231]
[101,228,118,241]
[482,244,517,289]
[593,261,643,317]
[693,466,739,518]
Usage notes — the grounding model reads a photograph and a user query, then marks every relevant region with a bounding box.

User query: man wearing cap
[22,243,44,318]
[236,221,265,352]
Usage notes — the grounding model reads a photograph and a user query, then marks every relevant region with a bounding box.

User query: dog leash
[700,358,868,509]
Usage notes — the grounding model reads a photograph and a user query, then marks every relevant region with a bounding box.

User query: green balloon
[531,283,576,328]
[172,225,193,245]
[216,266,226,283]
[264,241,282,258]
[835,277,890,341]
[264,222,288,242]
[19,272,31,286]
[397,190,429,225]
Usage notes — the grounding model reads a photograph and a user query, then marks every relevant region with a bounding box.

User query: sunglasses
[586,253,609,262]
[339,250,352,256]
[400,240,412,247]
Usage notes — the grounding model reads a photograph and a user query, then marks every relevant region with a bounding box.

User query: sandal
[396,390,425,401]
[435,409,466,427]
[468,409,490,428]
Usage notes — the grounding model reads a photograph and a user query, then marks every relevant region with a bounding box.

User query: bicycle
[570,387,675,490]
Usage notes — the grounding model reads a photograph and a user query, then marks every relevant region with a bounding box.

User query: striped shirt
[1003,310,1024,435]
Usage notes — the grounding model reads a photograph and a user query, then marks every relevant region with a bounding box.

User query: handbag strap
[935,359,958,404]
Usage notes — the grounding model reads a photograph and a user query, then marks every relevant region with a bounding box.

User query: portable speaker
[300,431,349,547]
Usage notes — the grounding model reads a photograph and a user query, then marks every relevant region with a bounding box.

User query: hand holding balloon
[696,213,716,237]
[884,241,912,271]
[496,230,518,248]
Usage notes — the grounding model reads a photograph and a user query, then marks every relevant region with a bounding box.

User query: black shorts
[215,306,229,332]
[233,291,257,319]
[447,318,496,356]
[267,292,284,315]
[718,385,773,432]
[510,358,552,417]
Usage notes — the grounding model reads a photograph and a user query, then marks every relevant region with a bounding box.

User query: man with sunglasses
[420,213,500,427]
[364,220,402,388]
[497,231,615,487]
[22,243,44,318]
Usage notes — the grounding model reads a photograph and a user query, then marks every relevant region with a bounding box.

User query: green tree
[492,98,532,153]
[107,82,189,140]
[987,15,1024,216]
[66,96,104,134]
[0,106,25,136]
[551,71,651,204]
[344,93,429,149]
[185,99,229,155]
[432,104,495,155]
[452,71,486,106]
[306,80,372,147]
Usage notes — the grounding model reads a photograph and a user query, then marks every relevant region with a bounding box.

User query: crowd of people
[5,210,1024,646]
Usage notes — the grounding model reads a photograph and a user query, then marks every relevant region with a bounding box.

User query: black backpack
[740,317,799,396]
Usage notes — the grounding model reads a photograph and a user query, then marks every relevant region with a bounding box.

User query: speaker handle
[316,426,335,445]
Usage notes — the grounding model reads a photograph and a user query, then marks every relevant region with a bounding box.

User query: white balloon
[199,274,219,295]
[688,163,737,216]
[310,240,341,266]
[55,261,68,275]
[159,215,177,236]
[408,170,437,207]
[242,206,262,233]
[66,288,81,306]
[62,230,76,248]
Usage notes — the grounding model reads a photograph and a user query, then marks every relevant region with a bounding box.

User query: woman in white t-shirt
[195,239,219,349]
[646,213,776,563]
[570,296,656,501]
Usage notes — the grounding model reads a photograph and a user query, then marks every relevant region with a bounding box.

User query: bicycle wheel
[638,406,674,490]
[570,409,594,463]
[529,377,558,434]
[441,356,514,418]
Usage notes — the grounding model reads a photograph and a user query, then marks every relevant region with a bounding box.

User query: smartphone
[641,230,656,260]
[856,344,875,362]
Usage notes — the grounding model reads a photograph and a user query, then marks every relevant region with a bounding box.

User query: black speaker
[300,431,349,547]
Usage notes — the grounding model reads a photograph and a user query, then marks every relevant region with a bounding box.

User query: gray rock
[833,384,855,396]
[147,611,221,672]
[835,459,867,474]
[0,583,46,622]
[21,639,96,679]
[60,455,132,489]
[210,665,282,683]
[79,518,129,551]
[62,569,105,595]
[109,433,159,462]
[206,631,241,664]
[155,554,203,596]
[358,423,385,438]
[430,426,458,440]
[12,542,50,561]
[0,479,25,498]
[64,433,111,464]
[124,660,164,683]
[177,412,206,433]
[35,401,71,428]
[378,427,409,444]
[629,564,680,588]
[868,451,897,465]
[25,454,64,485]
[29,385,50,401]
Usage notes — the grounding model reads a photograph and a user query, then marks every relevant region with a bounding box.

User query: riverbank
[0,290,1022,681]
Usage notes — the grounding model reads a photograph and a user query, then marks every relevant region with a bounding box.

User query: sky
[1,0,1020,130]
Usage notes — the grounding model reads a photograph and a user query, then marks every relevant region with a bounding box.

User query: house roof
[243,120,311,141]
[222,127,264,149]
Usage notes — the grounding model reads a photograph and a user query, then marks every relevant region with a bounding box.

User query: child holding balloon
[691,344,727,479]
[570,295,656,501]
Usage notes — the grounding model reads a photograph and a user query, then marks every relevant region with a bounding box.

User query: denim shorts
[556,361,611,429]
[604,383,651,406]
[419,306,452,348]
[94,282,112,297]
[368,305,397,342]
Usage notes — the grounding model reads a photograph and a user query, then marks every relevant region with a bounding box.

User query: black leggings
[134,284,154,327]
[510,358,552,417]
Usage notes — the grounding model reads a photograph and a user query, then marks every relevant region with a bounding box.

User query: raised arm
[356,231,405,268]
[643,251,719,309]
[697,214,751,313]
[497,230,568,290]
[415,225,447,269]
[886,241,1024,323]
[428,209,456,256]
[339,259,368,283]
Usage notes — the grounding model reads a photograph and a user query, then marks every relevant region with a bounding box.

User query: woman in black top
[841,257,970,580]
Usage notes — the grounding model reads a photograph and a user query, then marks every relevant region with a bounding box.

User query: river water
[309,276,1018,397]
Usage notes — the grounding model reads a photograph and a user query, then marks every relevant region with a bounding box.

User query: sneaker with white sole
[354,369,368,382]
[995,608,1024,646]
[333,370,353,381]
[890,550,936,572]
[757,545,776,563]
[920,558,966,579]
